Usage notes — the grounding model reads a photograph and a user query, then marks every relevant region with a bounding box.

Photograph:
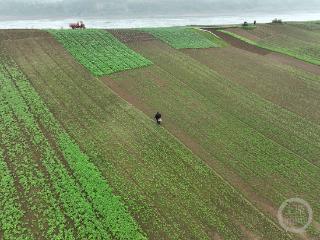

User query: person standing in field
[155,112,162,125]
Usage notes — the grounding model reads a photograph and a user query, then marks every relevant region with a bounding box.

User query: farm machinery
[69,21,86,29]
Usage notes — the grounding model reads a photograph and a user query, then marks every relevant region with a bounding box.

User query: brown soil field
[203,28,271,55]
[108,29,155,43]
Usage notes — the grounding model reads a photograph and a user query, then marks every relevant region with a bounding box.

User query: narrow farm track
[1,30,296,239]
[103,32,320,238]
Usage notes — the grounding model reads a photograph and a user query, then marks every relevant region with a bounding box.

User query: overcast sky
[1,0,320,20]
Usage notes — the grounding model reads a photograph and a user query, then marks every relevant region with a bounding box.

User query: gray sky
[1,0,320,20]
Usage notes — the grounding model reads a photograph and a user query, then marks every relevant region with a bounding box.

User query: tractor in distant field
[69,21,86,29]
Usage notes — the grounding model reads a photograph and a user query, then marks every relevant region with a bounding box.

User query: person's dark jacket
[155,112,161,120]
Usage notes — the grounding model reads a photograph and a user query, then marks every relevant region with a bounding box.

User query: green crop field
[1,22,320,240]
[220,23,320,65]
[144,27,224,49]
[0,54,146,239]
[1,29,294,240]
[49,29,152,76]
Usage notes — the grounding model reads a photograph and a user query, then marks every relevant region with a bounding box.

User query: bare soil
[203,29,271,55]
[0,29,49,41]
[108,29,155,43]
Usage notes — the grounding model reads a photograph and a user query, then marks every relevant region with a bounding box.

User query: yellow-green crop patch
[144,27,224,49]
[49,29,152,76]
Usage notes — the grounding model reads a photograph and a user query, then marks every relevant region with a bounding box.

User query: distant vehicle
[243,21,249,26]
[69,21,86,29]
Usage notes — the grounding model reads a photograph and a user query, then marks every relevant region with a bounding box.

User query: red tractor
[69,21,86,29]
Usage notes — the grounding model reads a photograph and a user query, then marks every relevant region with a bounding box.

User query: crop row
[48,29,152,76]
[144,27,222,49]
[0,55,146,239]
[0,61,69,239]
[0,150,32,240]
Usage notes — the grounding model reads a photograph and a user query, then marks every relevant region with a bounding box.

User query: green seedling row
[144,27,222,49]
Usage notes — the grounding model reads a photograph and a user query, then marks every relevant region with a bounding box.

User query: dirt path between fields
[203,29,271,55]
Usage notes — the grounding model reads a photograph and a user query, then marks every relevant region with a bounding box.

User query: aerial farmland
[0,19,320,240]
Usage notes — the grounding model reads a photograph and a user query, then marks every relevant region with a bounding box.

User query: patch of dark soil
[0,29,49,41]
[108,29,155,43]
[203,28,271,56]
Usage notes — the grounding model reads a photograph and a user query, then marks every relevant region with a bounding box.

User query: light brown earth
[204,29,270,55]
